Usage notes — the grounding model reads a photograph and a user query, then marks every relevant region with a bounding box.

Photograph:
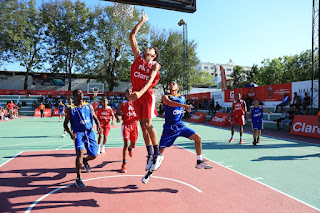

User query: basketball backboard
[102,0,197,13]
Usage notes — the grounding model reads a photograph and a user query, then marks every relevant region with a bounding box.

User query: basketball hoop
[113,2,134,19]
[93,90,99,102]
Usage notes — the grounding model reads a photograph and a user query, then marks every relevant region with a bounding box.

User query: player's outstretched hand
[184,104,193,113]
[128,92,140,102]
[141,12,148,22]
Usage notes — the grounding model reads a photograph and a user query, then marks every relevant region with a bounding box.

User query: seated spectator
[275,94,290,113]
[32,101,37,111]
[302,92,310,110]
[208,99,215,115]
[7,100,15,119]
[26,91,30,99]
[291,92,301,109]
[274,109,287,130]
[244,95,253,108]
[15,103,21,118]
[215,102,221,111]
[217,106,224,113]
[280,106,295,131]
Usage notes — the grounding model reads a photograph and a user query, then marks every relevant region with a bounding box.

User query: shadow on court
[252,153,320,161]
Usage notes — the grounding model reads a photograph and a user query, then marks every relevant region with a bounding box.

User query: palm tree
[230,65,244,88]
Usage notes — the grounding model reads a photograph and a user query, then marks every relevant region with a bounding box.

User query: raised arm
[162,95,193,113]
[130,13,148,61]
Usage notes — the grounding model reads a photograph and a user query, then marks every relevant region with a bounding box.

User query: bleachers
[0,95,37,116]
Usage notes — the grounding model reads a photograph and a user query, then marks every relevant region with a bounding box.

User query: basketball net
[113,2,134,19]
[93,91,98,102]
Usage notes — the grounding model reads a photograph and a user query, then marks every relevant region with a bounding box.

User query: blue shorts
[59,109,64,115]
[159,122,196,148]
[251,119,263,130]
[74,130,98,156]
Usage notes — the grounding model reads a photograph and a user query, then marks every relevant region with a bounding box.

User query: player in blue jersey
[245,98,272,145]
[142,81,212,184]
[58,101,65,122]
[64,89,101,189]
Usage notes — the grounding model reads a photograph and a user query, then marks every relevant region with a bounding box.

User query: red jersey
[7,103,15,110]
[96,106,113,125]
[130,55,160,93]
[232,100,245,115]
[122,101,138,125]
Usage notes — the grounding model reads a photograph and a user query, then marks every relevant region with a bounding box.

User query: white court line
[0,140,69,148]
[225,165,233,168]
[175,144,320,212]
[25,174,202,213]
[254,177,264,180]
[0,151,23,168]
[55,143,73,150]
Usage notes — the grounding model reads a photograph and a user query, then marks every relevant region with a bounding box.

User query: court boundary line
[25,174,202,213]
[0,151,23,168]
[175,144,320,212]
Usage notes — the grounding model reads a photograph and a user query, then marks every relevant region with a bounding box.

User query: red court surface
[0,146,318,213]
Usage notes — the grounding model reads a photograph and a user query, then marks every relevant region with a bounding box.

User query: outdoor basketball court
[0,117,319,212]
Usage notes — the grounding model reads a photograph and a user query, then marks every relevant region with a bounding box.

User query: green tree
[86,6,147,91]
[41,0,92,90]
[230,65,245,88]
[150,29,199,92]
[0,0,45,90]
[190,70,214,87]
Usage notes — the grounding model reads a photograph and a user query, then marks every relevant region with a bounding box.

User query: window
[226,68,232,71]
[204,66,208,70]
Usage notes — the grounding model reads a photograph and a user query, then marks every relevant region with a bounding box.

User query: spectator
[275,94,290,113]
[39,102,45,118]
[26,91,30,99]
[244,95,253,108]
[15,103,21,118]
[302,92,311,110]
[208,99,215,115]
[32,101,37,111]
[291,92,301,109]
[274,109,287,130]
[280,106,295,131]
[0,107,4,120]
[215,102,221,111]
[7,100,15,119]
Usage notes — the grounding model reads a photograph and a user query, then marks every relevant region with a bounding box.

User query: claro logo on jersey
[80,118,91,124]
[292,122,320,134]
[127,112,137,117]
[173,109,184,115]
[134,71,149,80]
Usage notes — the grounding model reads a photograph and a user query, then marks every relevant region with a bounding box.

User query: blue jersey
[70,103,94,133]
[251,106,263,121]
[59,104,64,111]
[164,93,185,124]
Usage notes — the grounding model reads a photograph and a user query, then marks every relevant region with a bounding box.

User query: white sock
[197,155,202,161]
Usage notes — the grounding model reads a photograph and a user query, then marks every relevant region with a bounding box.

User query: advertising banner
[210,91,225,104]
[292,80,318,108]
[209,113,230,126]
[34,108,52,117]
[188,112,206,123]
[290,115,320,139]
[188,92,211,101]
[53,109,60,116]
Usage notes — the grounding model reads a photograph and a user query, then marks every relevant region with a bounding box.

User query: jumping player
[129,12,163,171]
[63,89,101,189]
[245,99,272,145]
[115,88,139,173]
[58,101,65,122]
[228,93,247,144]
[95,98,115,154]
[62,97,73,137]
[142,81,212,184]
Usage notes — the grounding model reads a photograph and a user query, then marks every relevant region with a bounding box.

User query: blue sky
[3,0,312,70]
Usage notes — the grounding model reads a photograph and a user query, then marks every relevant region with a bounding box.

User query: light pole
[178,19,188,98]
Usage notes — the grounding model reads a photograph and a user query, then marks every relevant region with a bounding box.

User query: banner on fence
[188,112,206,123]
[209,113,230,126]
[290,115,320,139]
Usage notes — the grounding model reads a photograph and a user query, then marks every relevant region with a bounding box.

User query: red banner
[188,92,211,101]
[34,108,52,117]
[209,113,230,126]
[290,115,320,139]
[224,82,292,102]
[53,109,60,116]
[188,112,206,123]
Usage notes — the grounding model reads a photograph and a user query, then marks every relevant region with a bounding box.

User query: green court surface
[1,117,320,210]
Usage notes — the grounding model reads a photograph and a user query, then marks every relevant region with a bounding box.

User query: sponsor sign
[209,113,230,126]
[292,80,318,108]
[210,91,225,103]
[188,92,211,101]
[34,108,52,117]
[290,115,320,139]
[188,112,206,123]
[53,109,60,116]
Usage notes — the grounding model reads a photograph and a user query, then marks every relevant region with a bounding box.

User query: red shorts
[232,114,245,126]
[133,91,158,120]
[121,123,138,143]
[101,123,111,136]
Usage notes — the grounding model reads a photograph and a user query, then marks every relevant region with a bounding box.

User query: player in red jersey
[95,98,115,154]
[129,12,163,171]
[115,89,139,173]
[228,93,247,144]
